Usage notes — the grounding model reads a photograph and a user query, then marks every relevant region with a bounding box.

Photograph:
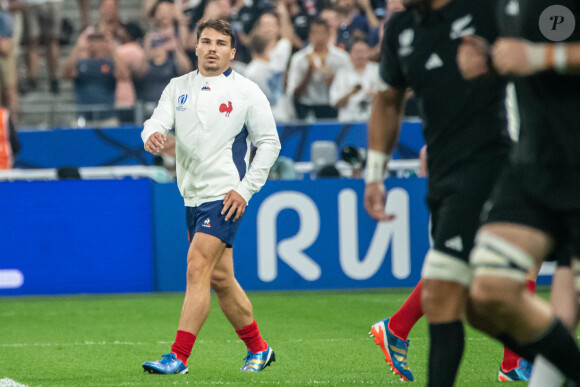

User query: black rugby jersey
[380,0,512,184]
[497,0,580,208]
[498,0,580,167]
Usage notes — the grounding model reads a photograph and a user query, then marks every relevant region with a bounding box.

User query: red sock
[388,280,424,341]
[501,280,537,371]
[236,320,268,353]
[170,330,196,366]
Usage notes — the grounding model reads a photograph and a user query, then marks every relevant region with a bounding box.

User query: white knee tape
[469,232,534,282]
[421,249,472,286]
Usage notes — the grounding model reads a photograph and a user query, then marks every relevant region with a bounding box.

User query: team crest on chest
[176,94,188,111]
[219,101,233,117]
[450,14,475,39]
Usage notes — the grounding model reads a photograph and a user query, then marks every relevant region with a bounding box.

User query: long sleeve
[235,83,281,203]
[141,80,176,144]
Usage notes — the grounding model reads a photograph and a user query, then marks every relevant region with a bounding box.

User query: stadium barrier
[14,120,425,169]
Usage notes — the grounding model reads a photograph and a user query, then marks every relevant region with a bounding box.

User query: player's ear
[230,48,236,60]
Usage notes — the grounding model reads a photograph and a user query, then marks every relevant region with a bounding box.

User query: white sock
[529,355,565,387]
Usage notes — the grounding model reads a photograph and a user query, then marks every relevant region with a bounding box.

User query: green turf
[0,288,541,386]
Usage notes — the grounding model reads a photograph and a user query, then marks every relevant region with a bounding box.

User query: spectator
[334,0,378,50]
[245,5,294,121]
[133,29,191,104]
[287,17,350,120]
[0,5,17,111]
[320,8,339,46]
[246,34,293,122]
[279,0,310,50]
[21,0,63,94]
[115,22,145,124]
[95,0,121,39]
[329,40,377,122]
[147,0,189,46]
[63,28,129,127]
[0,106,19,169]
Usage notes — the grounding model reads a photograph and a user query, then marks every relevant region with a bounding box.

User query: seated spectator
[21,0,63,94]
[0,106,19,169]
[287,17,350,120]
[334,0,378,50]
[329,40,378,122]
[63,28,130,127]
[134,30,191,105]
[115,22,145,123]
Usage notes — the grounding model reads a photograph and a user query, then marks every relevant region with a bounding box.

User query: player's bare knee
[210,272,232,294]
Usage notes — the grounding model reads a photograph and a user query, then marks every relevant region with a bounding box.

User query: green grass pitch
[0,288,545,386]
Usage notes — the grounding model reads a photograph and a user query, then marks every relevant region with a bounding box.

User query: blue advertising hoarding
[0,180,153,296]
[152,178,431,292]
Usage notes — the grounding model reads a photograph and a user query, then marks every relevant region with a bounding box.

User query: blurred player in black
[363,0,517,385]
[457,0,580,385]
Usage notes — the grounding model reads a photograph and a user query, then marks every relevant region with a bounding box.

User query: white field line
[0,378,28,387]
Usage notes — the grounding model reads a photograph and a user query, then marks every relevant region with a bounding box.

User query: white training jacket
[141,68,281,207]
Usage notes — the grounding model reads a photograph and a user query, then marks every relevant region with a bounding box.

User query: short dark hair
[249,34,267,56]
[197,19,236,48]
[309,16,329,31]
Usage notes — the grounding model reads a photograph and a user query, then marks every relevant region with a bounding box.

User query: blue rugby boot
[498,358,532,382]
[370,318,414,381]
[240,346,275,372]
[143,353,188,374]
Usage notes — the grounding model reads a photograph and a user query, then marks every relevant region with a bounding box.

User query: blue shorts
[185,200,243,247]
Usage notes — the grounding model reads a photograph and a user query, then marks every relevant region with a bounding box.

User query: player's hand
[222,190,247,222]
[364,182,395,221]
[144,132,167,154]
[457,35,491,79]
[492,38,541,76]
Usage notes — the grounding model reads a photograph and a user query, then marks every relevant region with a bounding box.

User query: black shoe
[50,79,59,94]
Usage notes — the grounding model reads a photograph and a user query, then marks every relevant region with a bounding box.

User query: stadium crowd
[0,0,404,128]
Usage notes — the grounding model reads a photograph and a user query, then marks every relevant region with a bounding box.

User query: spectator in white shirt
[287,17,350,120]
[245,5,294,122]
[329,40,378,122]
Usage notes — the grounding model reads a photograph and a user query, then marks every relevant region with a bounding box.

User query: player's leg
[211,248,275,372]
[143,232,227,374]
[420,166,499,387]
[529,256,580,387]
[421,257,469,387]
[498,268,538,382]
[369,279,423,381]
[468,224,580,383]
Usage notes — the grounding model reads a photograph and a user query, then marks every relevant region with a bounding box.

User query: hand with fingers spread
[221,190,247,222]
[145,132,167,154]
[364,182,395,222]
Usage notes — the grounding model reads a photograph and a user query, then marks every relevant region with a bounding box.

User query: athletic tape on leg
[470,232,534,282]
[421,249,472,286]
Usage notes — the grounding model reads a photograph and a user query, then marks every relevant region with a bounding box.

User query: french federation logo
[177,94,188,111]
